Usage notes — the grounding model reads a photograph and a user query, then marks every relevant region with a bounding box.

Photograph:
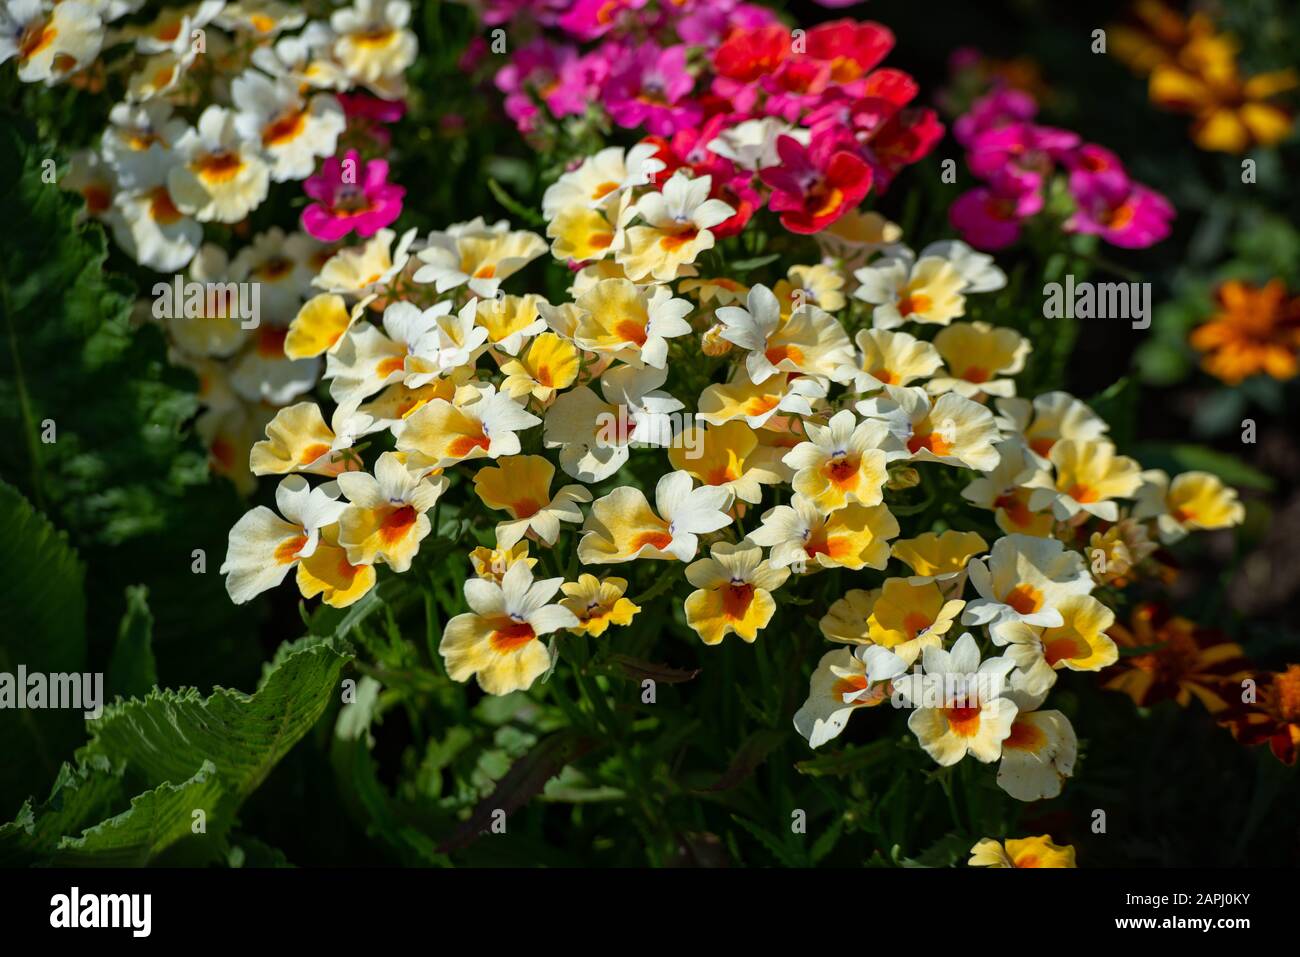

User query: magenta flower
[950,174,1044,250]
[966,121,1080,185]
[952,88,1037,148]
[558,0,648,40]
[1067,177,1174,249]
[301,150,405,243]
[760,132,874,235]
[338,93,406,148]
[603,42,701,137]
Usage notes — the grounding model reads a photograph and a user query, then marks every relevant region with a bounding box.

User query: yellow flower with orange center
[560,575,641,637]
[866,578,965,666]
[683,540,789,645]
[927,321,1031,399]
[472,454,591,549]
[667,420,783,505]
[500,332,581,403]
[748,494,899,572]
[336,452,448,572]
[891,530,989,585]
[783,410,890,513]
[1132,469,1245,543]
[969,835,1076,868]
[1025,438,1143,522]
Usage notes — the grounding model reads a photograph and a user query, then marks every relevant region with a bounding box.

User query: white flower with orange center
[572,279,692,369]
[892,633,1018,766]
[994,390,1108,467]
[715,284,853,385]
[891,530,989,585]
[844,328,943,392]
[472,455,591,549]
[1132,469,1245,543]
[667,420,784,505]
[961,439,1055,537]
[110,167,202,272]
[546,191,631,264]
[250,400,376,477]
[926,321,1031,398]
[131,0,224,54]
[577,470,733,564]
[544,364,683,482]
[285,293,375,360]
[775,264,847,313]
[783,409,890,513]
[542,143,665,219]
[854,255,967,329]
[968,835,1075,868]
[395,381,541,469]
[793,645,906,748]
[251,20,348,91]
[995,682,1078,802]
[330,0,417,98]
[357,375,461,431]
[335,451,448,571]
[474,294,546,357]
[413,220,547,299]
[295,523,377,609]
[1024,438,1143,522]
[102,100,189,191]
[994,594,1119,695]
[439,560,579,696]
[325,300,449,405]
[314,227,417,295]
[683,540,790,645]
[426,299,490,375]
[1,0,103,84]
[559,575,641,637]
[963,533,1094,637]
[221,475,348,603]
[500,332,581,403]
[747,493,899,572]
[857,386,1001,471]
[232,69,344,182]
[618,172,735,282]
[697,370,826,430]
[231,227,319,321]
[866,578,965,666]
[217,1,308,38]
[168,106,270,224]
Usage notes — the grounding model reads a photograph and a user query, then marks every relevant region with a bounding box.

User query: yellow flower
[866,578,965,666]
[860,387,1000,471]
[668,420,783,505]
[572,278,692,368]
[819,588,880,644]
[1151,51,1296,153]
[285,293,373,359]
[714,283,854,384]
[336,452,448,572]
[314,226,415,295]
[775,264,847,313]
[847,328,943,392]
[468,540,536,583]
[475,294,546,356]
[250,401,369,477]
[962,439,1055,537]
[678,276,749,306]
[748,494,899,572]
[684,540,789,645]
[439,561,578,695]
[927,321,1030,398]
[472,454,591,548]
[698,370,826,429]
[500,332,581,403]
[547,197,625,263]
[782,409,890,513]
[793,646,905,747]
[413,221,547,298]
[995,594,1119,695]
[577,471,732,564]
[891,530,989,584]
[296,524,377,609]
[854,256,967,329]
[560,575,641,637]
[395,382,541,468]
[964,533,1094,638]
[358,376,461,430]
[969,835,1076,868]
[1025,438,1143,522]
[995,391,1108,466]
[1133,469,1245,543]
[617,172,734,281]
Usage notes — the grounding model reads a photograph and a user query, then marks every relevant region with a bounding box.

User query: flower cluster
[219,134,1243,809]
[1189,279,1300,386]
[946,62,1174,251]
[6,1,419,493]
[1110,0,1296,154]
[485,7,943,237]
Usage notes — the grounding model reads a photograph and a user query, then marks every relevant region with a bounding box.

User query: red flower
[805,19,895,83]
[759,133,872,234]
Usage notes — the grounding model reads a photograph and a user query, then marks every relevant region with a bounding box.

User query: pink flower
[558,0,648,41]
[952,87,1037,148]
[1067,177,1174,249]
[301,149,404,243]
[603,42,701,136]
[338,93,405,148]
[1064,143,1130,196]
[760,132,873,234]
[966,121,1080,185]
[950,174,1044,250]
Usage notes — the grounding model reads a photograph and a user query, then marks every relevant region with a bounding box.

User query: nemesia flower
[577,470,732,564]
[1024,438,1143,522]
[794,645,907,748]
[249,400,374,477]
[222,475,348,603]
[475,294,547,356]
[759,133,873,235]
[395,381,541,469]
[571,279,692,368]
[336,451,448,571]
[927,321,1031,398]
[865,578,965,666]
[968,835,1076,868]
[560,575,641,637]
[961,439,1055,537]
[168,105,271,223]
[891,530,989,585]
[781,409,890,513]
[683,539,790,645]
[472,454,591,548]
[853,254,967,329]
[748,493,899,572]
[604,42,700,136]
[324,299,449,404]
[844,328,942,392]
[1131,469,1246,543]
[962,533,1094,636]
[285,293,375,360]
[302,149,405,242]
[230,227,319,321]
[314,226,416,295]
[715,284,854,383]
[618,171,735,281]
[892,633,1018,766]
[541,143,665,219]
[857,387,1001,471]
[439,559,579,695]
[994,594,1119,696]
[667,420,783,505]
[500,332,581,403]
[0,0,103,84]
[101,100,188,191]
[1066,175,1174,249]
[295,523,377,609]
[330,0,417,98]
[110,168,203,272]
[413,219,548,297]
[995,682,1078,802]
[469,539,536,584]
[995,390,1108,467]
[232,69,344,182]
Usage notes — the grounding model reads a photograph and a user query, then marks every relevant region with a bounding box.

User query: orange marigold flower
[1189,279,1300,385]
[1103,603,1250,713]
[1217,664,1300,765]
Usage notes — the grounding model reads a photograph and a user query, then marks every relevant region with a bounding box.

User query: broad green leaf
[0,756,123,866]
[108,586,157,700]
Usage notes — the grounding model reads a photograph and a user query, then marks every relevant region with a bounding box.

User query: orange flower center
[1003,583,1043,615]
[659,227,699,252]
[379,504,417,544]
[1003,718,1047,751]
[944,706,982,737]
[274,534,308,564]
[721,581,755,620]
[907,431,953,457]
[489,619,536,653]
[897,293,932,317]
[448,432,491,458]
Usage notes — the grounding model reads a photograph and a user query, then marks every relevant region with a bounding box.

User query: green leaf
[696,729,787,793]
[0,756,123,866]
[0,479,87,818]
[795,740,895,778]
[487,177,545,226]
[52,761,226,867]
[108,586,157,700]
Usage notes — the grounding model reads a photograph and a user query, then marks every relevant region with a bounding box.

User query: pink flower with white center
[301,149,404,243]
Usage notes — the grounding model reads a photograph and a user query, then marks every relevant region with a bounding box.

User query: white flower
[794,645,906,748]
[231,69,344,182]
[962,534,1094,637]
[168,105,271,223]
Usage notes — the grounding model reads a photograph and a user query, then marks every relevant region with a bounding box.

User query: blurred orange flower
[1103,603,1250,712]
[1217,665,1300,765]
[1189,279,1300,385]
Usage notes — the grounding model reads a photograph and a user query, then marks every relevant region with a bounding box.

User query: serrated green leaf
[0,756,123,866]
